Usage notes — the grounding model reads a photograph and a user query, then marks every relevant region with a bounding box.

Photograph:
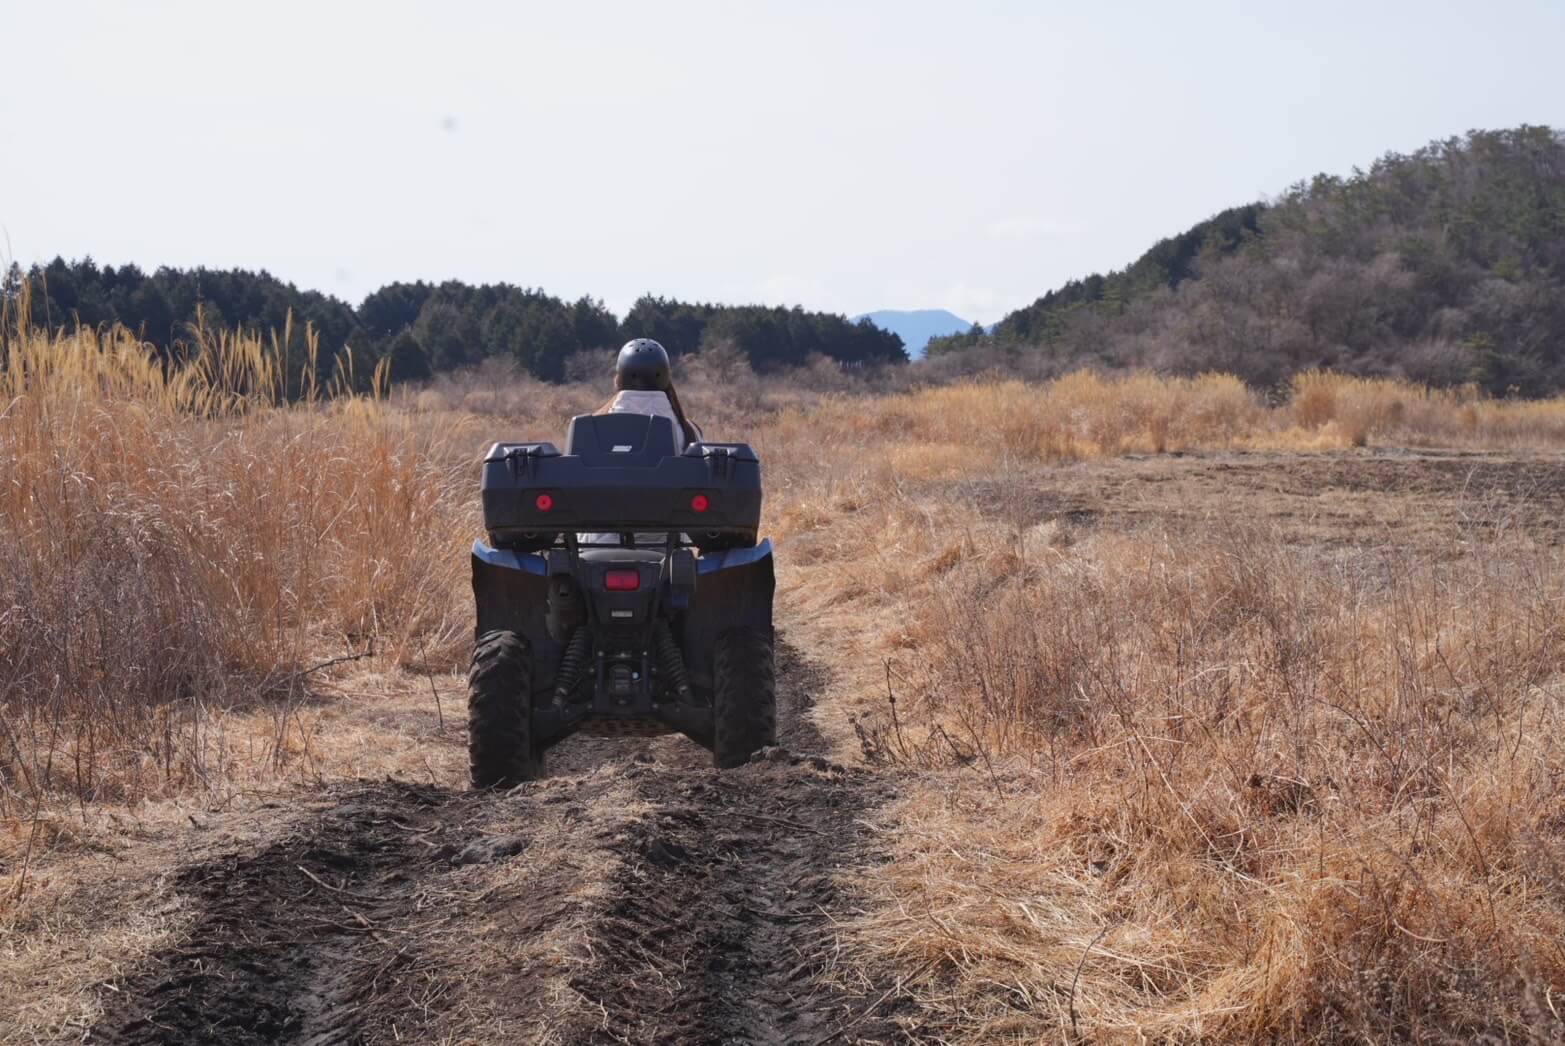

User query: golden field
[4,314,1565,1042]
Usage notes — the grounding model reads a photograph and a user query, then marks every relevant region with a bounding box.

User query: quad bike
[467,412,776,787]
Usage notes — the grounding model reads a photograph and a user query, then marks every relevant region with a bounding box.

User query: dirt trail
[86,645,910,1045]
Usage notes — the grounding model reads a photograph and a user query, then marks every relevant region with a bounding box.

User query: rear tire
[712,628,777,769]
[468,630,542,788]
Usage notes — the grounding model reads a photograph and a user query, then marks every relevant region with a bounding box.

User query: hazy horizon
[3,1,1562,325]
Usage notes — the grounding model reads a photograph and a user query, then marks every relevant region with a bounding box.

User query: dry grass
[1288,370,1565,448]
[8,315,1565,1041]
[789,369,1565,467]
[740,373,1565,1041]
[0,315,476,820]
[851,529,1565,1041]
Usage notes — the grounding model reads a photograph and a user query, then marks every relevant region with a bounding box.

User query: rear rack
[480,414,762,552]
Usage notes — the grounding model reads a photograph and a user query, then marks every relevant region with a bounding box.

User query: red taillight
[604,569,640,591]
[534,493,554,512]
[690,493,710,513]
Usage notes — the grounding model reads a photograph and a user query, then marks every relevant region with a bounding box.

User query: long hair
[596,377,703,445]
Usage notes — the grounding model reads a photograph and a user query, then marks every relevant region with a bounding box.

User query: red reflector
[534,493,553,512]
[690,493,710,513]
[604,569,640,591]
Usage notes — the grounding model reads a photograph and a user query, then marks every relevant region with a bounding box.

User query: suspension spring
[553,626,592,705]
[653,619,693,703]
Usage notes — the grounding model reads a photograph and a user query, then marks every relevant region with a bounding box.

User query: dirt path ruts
[87,643,909,1045]
[555,754,902,1044]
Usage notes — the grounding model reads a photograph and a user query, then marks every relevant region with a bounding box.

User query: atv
[467,411,776,786]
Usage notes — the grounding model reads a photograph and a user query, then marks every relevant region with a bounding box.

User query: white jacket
[582,390,690,545]
[607,390,687,451]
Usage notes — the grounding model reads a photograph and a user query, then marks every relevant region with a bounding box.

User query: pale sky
[3,1,1562,324]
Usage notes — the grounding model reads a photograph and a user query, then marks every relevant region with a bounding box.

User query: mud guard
[680,541,776,692]
[471,543,560,690]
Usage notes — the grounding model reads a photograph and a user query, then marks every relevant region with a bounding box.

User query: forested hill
[977,204,1266,348]
[0,265,906,385]
[931,126,1565,395]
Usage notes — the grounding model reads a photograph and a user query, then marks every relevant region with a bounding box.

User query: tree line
[1,263,907,388]
[930,126,1565,396]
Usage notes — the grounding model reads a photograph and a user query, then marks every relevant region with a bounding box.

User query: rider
[597,339,702,449]
[583,339,702,547]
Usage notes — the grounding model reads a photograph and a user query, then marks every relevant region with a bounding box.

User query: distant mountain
[854,309,978,359]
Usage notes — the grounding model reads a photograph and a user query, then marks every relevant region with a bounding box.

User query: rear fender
[681,540,775,688]
[471,542,559,687]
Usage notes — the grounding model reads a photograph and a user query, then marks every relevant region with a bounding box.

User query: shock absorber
[553,626,592,706]
[653,619,694,704]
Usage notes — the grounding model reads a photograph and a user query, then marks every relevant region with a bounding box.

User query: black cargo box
[481,414,762,550]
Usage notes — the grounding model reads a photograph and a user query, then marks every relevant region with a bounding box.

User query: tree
[383,331,432,383]
[10,256,913,388]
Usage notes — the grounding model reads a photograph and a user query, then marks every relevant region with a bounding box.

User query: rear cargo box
[480,414,761,550]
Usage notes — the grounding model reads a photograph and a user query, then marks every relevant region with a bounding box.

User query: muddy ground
[83,649,915,1045]
[963,447,1565,550]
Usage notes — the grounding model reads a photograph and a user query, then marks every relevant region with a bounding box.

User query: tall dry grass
[853,527,1565,1041]
[788,369,1565,467]
[0,315,476,811]
[1288,369,1565,448]
[771,373,1565,1042]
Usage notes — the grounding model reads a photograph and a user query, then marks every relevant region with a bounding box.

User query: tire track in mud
[89,781,461,1045]
[88,643,912,1045]
[556,753,903,1044]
